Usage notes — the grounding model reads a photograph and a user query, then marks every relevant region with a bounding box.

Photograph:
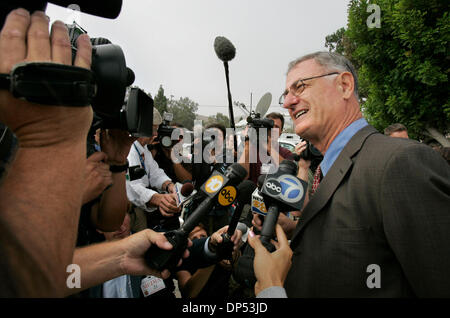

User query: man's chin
[295,125,310,139]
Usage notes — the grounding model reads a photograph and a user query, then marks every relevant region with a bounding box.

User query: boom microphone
[214,36,236,62]
[214,36,237,151]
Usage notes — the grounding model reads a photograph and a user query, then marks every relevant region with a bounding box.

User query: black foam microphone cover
[180,182,194,197]
[214,36,236,62]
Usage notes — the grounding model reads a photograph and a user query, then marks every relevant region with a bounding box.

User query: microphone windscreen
[180,182,194,197]
[214,36,236,62]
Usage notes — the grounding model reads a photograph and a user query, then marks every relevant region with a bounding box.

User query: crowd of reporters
[1,6,449,299]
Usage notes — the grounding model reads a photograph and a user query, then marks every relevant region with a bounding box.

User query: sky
[46,0,349,123]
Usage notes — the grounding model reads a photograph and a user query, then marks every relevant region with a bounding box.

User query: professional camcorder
[246,112,274,130]
[158,112,176,148]
[67,22,154,137]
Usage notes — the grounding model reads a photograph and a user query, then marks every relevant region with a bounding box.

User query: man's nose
[282,93,299,110]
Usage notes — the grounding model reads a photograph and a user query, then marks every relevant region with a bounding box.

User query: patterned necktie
[311,165,322,195]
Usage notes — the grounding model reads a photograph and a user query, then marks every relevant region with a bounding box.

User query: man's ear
[338,72,355,99]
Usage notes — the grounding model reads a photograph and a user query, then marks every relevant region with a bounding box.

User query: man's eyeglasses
[278,72,339,105]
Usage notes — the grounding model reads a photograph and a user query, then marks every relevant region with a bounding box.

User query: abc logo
[218,186,236,206]
[279,175,303,203]
[265,179,282,196]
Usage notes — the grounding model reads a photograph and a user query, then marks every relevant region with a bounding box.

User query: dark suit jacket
[285,125,450,297]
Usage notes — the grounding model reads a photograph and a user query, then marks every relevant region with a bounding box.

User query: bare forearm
[93,172,128,231]
[0,142,86,296]
[65,240,125,295]
[173,163,192,182]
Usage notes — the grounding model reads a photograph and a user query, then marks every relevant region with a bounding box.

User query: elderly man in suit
[251,51,450,298]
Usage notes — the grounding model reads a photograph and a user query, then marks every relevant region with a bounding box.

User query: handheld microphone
[215,180,257,260]
[258,160,306,243]
[233,160,307,287]
[175,182,195,206]
[144,163,247,271]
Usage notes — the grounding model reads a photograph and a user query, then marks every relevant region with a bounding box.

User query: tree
[205,112,231,128]
[325,0,449,145]
[153,85,168,115]
[168,96,199,130]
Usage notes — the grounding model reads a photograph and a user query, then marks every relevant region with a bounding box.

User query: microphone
[233,160,307,287]
[181,182,194,197]
[214,36,236,62]
[214,36,237,151]
[144,163,247,271]
[258,160,306,243]
[215,180,257,260]
[174,182,196,207]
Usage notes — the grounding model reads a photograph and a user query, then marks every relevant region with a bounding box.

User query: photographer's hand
[295,141,311,176]
[82,151,113,204]
[0,9,93,296]
[90,129,137,231]
[99,129,136,165]
[0,10,93,146]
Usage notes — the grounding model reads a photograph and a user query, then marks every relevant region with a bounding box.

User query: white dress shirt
[126,141,171,212]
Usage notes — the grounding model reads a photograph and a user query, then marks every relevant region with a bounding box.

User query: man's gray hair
[287,51,359,99]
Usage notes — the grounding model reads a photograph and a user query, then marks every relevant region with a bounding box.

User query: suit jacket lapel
[290,125,379,243]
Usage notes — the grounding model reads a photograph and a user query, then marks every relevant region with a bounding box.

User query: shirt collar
[320,118,368,176]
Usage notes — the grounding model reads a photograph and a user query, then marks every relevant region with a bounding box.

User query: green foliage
[205,112,231,128]
[153,85,168,114]
[326,0,449,140]
[168,96,199,130]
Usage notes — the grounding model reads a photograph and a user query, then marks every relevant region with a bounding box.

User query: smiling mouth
[295,109,309,119]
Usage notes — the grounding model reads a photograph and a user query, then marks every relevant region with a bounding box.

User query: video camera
[158,112,176,148]
[299,141,322,162]
[246,112,274,130]
[67,22,154,138]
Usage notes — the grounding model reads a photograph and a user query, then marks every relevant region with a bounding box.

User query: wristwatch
[165,182,174,193]
[109,160,129,173]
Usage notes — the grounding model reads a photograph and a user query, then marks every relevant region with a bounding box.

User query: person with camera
[239,112,293,185]
[0,8,94,297]
[77,128,137,248]
[148,121,192,184]
[126,108,181,233]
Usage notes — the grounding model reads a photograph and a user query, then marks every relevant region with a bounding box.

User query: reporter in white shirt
[126,109,180,217]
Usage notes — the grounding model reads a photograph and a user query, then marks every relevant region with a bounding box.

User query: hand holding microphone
[247,224,293,296]
[144,163,247,272]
